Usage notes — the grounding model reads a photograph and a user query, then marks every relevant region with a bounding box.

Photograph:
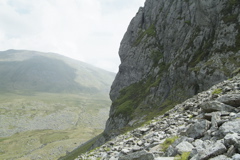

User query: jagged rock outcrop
[106,0,240,134]
[76,75,240,160]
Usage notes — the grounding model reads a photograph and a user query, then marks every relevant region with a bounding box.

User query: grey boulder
[200,101,237,113]
[118,150,154,160]
[186,120,211,138]
[217,94,240,107]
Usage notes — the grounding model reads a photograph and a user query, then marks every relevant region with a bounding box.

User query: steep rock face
[106,0,240,133]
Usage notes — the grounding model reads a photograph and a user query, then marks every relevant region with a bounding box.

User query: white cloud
[0,0,145,72]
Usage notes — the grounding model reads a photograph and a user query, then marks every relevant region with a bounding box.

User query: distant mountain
[0,49,115,159]
[0,49,115,94]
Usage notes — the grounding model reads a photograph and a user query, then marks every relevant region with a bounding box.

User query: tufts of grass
[134,24,156,46]
[174,152,191,160]
[232,67,240,76]
[184,21,191,25]
[145,24,156,37]
[212,88,222,95]
[113,70,170,119]
[161,136,179,152]
[150,50,163,66]
[115,100,134,117]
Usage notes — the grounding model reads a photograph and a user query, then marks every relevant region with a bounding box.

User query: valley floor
[0,92,111,160]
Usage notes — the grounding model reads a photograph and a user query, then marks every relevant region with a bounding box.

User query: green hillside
[0,92,111,160]
[0,49,115,94]
[0,49,115,159]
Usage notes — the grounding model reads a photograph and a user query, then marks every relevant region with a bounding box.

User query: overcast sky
[0,0,145,72]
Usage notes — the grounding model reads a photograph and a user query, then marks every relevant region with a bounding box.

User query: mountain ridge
[0,49,115,94]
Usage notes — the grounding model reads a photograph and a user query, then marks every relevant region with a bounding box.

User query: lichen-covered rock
[118,150,154,160]
[232,154,240,160]
[176,141,194,154]
[220,120,240,135]
[200,101,237,113]
[224,133,240,147]
[209,155,232,160]
[186,120,211,139]
[216,94,240,107]
[198,142,227,160]
[211,112,221,128]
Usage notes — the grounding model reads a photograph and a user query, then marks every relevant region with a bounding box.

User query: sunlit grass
[161,136,179,152]
[0,91,111,159]
[0,128,103,160]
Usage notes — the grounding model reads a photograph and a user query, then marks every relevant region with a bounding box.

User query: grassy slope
[0,50,115,159]
[0,128,102,160]
[0,92,111,160]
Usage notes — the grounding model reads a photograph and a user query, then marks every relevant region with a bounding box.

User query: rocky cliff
[106,0,240,134]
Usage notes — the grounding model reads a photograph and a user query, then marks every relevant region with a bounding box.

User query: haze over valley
[0,49,115,159]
